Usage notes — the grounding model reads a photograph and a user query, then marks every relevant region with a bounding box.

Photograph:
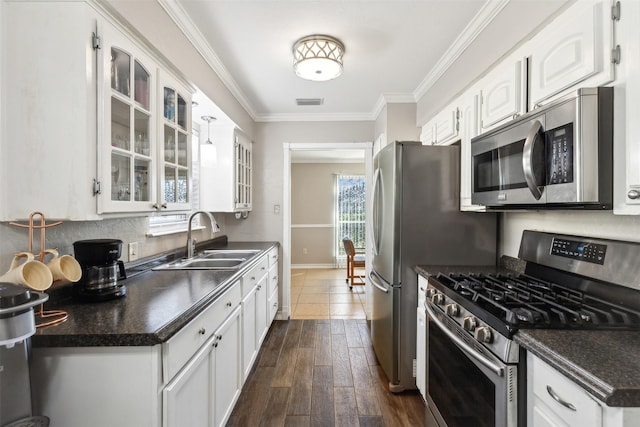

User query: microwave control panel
[546,124,574,185]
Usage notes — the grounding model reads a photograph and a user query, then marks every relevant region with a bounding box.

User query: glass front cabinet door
[159,71,192,211]
[99,26,191,213]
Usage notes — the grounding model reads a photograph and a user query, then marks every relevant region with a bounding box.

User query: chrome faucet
[186,211,221,258]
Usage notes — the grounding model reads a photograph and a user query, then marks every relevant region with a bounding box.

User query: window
[335,174,366,265]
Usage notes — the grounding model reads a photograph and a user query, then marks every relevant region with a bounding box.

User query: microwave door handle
[522,120,544,200]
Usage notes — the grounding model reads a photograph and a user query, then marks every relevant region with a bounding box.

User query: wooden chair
[342,238,365,289]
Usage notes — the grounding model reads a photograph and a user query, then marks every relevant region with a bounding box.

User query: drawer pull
[226,301,233,307]
[546,385,577,411]
[198,328,206,335]
[257,285,262,290]
[261,266,266,270]
[251,276,256,281]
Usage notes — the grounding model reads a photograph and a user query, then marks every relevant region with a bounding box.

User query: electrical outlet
[128,242,139,262]
[303,248,308,255]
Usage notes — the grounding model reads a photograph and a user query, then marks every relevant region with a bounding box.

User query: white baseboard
[291,263,337,269]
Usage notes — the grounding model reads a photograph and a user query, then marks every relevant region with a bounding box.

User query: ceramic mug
[44,249,82,285]
[0,252,53,291]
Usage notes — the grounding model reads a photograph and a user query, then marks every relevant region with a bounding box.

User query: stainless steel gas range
[421,230,640,427]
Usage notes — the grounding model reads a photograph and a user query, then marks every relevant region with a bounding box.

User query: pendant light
[201,115,216,144]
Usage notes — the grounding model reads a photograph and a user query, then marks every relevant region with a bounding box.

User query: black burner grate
[433,272,640,331]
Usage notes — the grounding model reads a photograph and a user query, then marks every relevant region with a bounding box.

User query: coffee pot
[73,239,126,301]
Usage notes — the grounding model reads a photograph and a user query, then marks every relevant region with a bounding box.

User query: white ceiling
[165,0,569,124]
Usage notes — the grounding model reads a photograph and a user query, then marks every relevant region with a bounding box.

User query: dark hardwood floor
[227,319,428,426]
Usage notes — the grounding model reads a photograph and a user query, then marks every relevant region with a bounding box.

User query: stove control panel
[551,237,607,265]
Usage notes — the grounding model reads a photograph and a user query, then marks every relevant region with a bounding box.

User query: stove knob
[474,326,493,343]
[425,288,436,299]
[445,303,459,317]
[462,316,478,331]
[431,293,445,305]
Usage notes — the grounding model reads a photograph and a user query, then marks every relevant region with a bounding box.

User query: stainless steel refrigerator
[369,141,497,392]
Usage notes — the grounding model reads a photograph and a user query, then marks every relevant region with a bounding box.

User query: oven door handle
[522,120,544,200]
[425,302,505,377]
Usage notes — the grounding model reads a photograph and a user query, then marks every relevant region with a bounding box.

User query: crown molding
[413,0,510,100]
[159,0,506,124]
[371,93,418,119]
[158,0,257,120]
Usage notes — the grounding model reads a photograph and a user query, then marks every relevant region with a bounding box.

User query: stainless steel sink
[201,249,261,259]
[153,249,261,271]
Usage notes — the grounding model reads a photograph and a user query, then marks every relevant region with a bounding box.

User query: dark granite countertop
[515,329,640,407]
[32,240,278,348]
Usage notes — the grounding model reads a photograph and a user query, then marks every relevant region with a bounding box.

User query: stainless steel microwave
[471,87,613,210]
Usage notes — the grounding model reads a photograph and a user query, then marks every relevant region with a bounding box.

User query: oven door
[425,302,519,427]
[471,114,547,207]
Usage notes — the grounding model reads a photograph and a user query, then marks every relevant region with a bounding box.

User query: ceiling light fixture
[201,115,216,144]
[292,35,345,82]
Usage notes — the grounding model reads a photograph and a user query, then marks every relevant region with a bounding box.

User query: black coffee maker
[73,239,127,301]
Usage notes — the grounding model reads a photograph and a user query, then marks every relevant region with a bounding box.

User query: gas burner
[430,270,640,335]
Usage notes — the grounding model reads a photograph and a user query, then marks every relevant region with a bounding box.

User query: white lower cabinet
[212,306,242,427]
[416,276,427,400]
[163,334,215,427]
[163,305,242,427]
[256,278,269,346]
[30,247,280,427]
[527,353,640,427]
[241,284,258,381]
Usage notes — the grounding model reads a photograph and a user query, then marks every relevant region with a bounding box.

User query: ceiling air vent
[296,98,324,106]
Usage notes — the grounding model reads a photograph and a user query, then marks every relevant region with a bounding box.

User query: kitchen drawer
[529,353,602,427]
[267,263,279,296]
[163,283,242,382]
[267,246,279,267]
[241,255,268,297]
[268,286,279,322]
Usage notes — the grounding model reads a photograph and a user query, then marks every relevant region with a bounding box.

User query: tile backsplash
[0,216,226,272]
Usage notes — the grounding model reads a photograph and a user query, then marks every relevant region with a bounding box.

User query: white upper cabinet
[200,126,252,213]
[98,22,159,214]
[528,0,615,109]
[2,0,192,220]
[98,26,192,214]
[421,104,459,146]
[157,72,192,212]
[614,0,640,214]
[458,92,485,211]
[2,1,101,220]
[479,59,526,133]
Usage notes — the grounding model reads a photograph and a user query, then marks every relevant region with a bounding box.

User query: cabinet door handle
[628,189,640,200]
[198,328,206,335]
[226,301,233,307]
[546,385,577,411]
[257,285,261,290]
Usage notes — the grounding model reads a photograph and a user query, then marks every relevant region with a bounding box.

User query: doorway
[282,142,373,320]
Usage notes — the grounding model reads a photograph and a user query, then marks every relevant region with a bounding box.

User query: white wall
[291,162,364,266]
[221,121,375,244]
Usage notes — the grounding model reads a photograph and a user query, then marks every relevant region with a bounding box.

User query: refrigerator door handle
[372,167,382,256]
[369,270,389,294]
